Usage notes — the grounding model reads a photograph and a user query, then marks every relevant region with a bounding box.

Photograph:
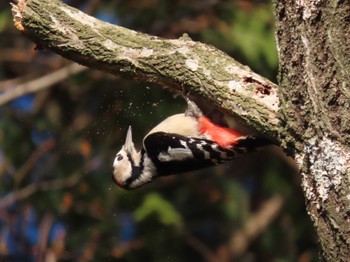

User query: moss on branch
[12,0,288,146]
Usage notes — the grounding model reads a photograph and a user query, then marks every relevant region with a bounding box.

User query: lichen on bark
[274,0,350,260]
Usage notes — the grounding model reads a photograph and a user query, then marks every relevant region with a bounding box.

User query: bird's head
[112,126,143,189]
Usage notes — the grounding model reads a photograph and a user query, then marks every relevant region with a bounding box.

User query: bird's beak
[124,126,134,152]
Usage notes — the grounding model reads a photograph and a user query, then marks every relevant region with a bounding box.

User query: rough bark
[11,0,283,144]
[274,0,350,260]
[11,0,350,260]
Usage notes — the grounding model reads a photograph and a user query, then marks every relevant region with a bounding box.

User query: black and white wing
[143,132,239,176]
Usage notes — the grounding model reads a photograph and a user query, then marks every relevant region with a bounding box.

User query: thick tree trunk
[274,0,350,260]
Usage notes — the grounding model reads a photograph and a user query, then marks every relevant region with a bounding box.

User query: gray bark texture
[274,0,350,260]
[11,0,350,260]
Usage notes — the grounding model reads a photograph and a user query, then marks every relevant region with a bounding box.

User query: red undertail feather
[198,117,242,149]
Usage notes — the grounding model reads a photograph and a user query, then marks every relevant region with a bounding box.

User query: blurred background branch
[0,63,86,106]
[0,170,83,209]
[229,194,285,257]
[13,139,56,186]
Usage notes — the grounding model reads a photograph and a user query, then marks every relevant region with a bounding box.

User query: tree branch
[0,63,86,106]
[184,232,218,262]
[0,171,82,209]
[11,0,287,145]
[229,195,285,257]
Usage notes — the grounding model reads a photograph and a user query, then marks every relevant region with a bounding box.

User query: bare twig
[0,63,86,106]
[0,171,82,209]
[184,232,218,262]
[37,212,55,262]
[184,195,285,260]
[14,139,56,186]
[229,195,285,257]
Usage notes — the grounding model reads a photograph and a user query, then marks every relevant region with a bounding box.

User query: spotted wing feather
[143,132,238,176]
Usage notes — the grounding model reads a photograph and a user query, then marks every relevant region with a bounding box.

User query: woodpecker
[113,98,269,189]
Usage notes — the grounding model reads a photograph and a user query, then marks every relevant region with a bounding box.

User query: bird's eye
[116,154,123,161]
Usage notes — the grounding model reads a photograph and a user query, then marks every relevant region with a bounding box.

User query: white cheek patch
[112,151,132,184]
[113,150,125,168]
[113,157,119,168]
[114,161,131,178]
